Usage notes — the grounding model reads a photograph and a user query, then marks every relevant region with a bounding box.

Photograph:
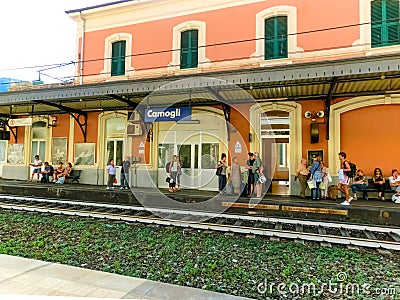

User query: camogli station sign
[144,107,192,122]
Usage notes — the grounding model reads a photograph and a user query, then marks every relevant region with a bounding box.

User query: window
[180,30,198,69]
[111,41,126,76]
[265,16,288,60]
[371,0,400,47]
[158,144,174,168]
[0,140,6,162]
[31,121,47,162]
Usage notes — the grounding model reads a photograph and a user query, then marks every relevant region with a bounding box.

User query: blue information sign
[144,107,192,122]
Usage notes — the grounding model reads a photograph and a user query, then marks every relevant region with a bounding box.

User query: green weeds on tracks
[0,210,399,299]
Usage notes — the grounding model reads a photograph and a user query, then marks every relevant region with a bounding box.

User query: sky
[0,1,112,84]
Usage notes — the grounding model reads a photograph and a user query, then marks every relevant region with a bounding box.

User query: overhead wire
[0,16,399,88]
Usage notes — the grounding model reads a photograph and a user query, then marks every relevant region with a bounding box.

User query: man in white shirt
[389,169,400,202]
[29,155,42,182]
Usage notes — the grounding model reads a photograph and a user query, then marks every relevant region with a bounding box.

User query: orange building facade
[0,0,399,194]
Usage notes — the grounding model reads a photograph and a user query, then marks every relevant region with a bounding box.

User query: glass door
[178,144,199,188]
[105,139,124,185]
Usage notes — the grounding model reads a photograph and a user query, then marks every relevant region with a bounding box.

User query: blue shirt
[107,164,116,175]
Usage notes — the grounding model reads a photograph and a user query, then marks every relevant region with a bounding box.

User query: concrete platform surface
[0,255,251,300]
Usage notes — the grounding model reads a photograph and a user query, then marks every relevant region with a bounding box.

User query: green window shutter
[180,30,198,69]
[265,16,288,60]
[371,0,400,47]
[371,0,383,47]
[111,41,126,76]
[386,0,400,45]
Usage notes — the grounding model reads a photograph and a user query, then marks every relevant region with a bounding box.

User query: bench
[353,179,394,200]
[64,170,82,184]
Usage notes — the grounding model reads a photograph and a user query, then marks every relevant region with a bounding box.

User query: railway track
[0,194,399,251]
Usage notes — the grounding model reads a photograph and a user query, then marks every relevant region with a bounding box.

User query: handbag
[320,182,326,190]
[327,173,332,183]
[113,177,117,184]
[307,180,314,189]
[225,181,233,195]
[216,166,222,176]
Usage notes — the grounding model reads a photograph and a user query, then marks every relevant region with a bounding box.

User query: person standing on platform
[338,152,352,205]
[166,155,179,193]
[29,155,42,182]
[230,157,241,196]
[295,158,309,199]
[120,156,131,190]
[320,162,330,199]
[246,152,255,197]
[216,153,227,195]
[310,156,322,200]
[252,152,264,199]
[106,159,116,190]
[176,157,182,191]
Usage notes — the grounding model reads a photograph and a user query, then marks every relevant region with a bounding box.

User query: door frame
[250,102,302,195]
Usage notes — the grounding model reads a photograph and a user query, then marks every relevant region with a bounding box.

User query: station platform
[0,179,399,226]
[0,254,250,299]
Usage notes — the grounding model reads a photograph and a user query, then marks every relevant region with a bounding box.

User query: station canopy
[0,53,399,117]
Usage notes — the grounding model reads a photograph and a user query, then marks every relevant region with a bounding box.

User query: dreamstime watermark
[257,272,398,297]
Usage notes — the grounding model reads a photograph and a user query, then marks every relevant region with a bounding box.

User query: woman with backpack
[338,152,352,205]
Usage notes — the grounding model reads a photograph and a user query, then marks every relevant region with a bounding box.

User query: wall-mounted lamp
[304,110,324,122]
[47,115,57,128]
[304,111,325,144]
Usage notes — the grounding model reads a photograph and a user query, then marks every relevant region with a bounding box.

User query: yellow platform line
[222,202,279,210]
[281,206,348,216]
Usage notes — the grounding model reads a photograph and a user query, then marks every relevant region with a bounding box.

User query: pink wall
[81,0,361,77]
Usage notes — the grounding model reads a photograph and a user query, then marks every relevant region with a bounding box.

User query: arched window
[371,0,400,47]
[180,29,199,69]
[264,16,288,60]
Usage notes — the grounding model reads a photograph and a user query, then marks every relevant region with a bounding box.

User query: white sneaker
[125,187,129,190]
[348,197,353,202]
[341,201,350,205]
[353,196,358,200]
[120,187,124,190]
[106,187,110,190]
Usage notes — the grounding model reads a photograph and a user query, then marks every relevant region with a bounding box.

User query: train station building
[0,0,399,195]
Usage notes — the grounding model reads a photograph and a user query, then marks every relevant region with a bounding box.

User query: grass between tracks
[0,210,399,299]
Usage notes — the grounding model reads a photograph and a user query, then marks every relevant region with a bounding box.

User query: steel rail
[0,195,399,251]
[0,195,398,234]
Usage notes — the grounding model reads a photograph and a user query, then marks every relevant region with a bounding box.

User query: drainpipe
[79,12,86,85]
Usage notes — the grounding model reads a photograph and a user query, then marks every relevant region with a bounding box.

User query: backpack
[345,161,357,178]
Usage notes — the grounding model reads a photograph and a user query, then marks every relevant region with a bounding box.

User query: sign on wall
[8,118,32,127]
[144,107,192,122]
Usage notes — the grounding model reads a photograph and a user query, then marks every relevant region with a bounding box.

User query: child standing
[106,159,116,190]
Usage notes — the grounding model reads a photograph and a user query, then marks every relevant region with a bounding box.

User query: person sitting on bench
[53,162,65,182]
[372,167,386,202]
[40,162,54,183]
[57,162,72,184]
[389,169,400,200]
[350,169,368,200]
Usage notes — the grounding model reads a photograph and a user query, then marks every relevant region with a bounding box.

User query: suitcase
[328,185,339,200]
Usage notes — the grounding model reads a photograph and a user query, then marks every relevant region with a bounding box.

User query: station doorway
[261,111,290,195]
[157,111,226,191]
